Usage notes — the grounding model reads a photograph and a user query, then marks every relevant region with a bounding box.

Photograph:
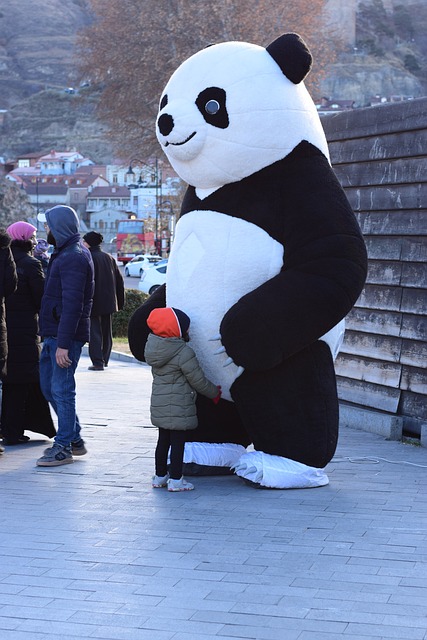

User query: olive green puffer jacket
[144,333,219,430]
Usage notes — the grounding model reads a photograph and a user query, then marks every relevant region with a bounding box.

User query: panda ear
[266,33,312,84]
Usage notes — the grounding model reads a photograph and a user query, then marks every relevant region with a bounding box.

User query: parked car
[124,254,162,277]
[138,262,167,295]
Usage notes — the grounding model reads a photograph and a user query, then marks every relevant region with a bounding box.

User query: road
[118,264,140,290]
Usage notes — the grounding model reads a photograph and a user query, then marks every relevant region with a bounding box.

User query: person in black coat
[0,229,18,454]
[83,232,125,370]
[0,230,18,378]
[0,221,55,445]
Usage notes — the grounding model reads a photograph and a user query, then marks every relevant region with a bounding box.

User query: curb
[82,344,145,365]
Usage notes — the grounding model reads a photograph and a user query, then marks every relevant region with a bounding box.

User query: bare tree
[78,0,335,159]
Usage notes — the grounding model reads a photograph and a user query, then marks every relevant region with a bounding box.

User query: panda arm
[220,150,367,371]
[127,284,166,361]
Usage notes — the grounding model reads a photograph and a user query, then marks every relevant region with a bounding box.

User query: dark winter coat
[144,333,219,430]
[89,246,125,316]
[3,240,45,383]
[39,208,94,348]
[0,232,18,378]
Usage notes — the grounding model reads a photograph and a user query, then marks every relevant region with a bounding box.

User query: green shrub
[112,288,148,337]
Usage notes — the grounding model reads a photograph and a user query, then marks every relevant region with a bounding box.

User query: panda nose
[158,113,174,136]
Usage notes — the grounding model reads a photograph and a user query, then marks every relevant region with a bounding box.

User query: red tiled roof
[89,186,130,197]
[25,184,68,195]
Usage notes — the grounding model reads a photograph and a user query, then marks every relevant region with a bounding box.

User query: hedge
[112,288,148,337]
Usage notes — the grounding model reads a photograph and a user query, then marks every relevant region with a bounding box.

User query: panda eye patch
[160,94,168,110]
[205,100,220,115]
[196,87,229,129]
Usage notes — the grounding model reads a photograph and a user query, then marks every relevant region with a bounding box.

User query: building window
[113,174,118,183]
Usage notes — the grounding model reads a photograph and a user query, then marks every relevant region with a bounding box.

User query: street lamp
[35,177,40,215]
[158,199,175,254]
[32,177,45,233]
[126,158,162,254]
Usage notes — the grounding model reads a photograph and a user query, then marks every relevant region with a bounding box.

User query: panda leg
[231,340,339,472]
[182,396,251,476]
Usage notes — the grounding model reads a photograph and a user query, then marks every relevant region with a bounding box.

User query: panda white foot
[232,451,329,489]
[182,441,247,475]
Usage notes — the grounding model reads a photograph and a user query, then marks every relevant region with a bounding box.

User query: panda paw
[210,334,244,376]
[232,451,329,489]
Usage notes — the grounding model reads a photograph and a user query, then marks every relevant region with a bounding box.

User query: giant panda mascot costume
[129,33,368,489]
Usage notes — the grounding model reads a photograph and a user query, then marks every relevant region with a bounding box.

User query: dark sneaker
[88,365,104,371]
[1,435,31,445]
[36,443,73,467]
[71,439,87,456]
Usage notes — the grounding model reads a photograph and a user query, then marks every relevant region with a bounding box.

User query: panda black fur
[128,33,367,488]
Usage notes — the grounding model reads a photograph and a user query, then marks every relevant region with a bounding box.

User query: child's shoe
[167,477,194,492]
[152,473,169,488]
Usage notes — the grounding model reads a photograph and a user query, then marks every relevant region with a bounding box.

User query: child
[145,307,221,492]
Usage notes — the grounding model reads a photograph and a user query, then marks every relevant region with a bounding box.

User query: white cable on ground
[331,455,427,468]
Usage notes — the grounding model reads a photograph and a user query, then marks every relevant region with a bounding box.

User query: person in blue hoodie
[36,206,94,467]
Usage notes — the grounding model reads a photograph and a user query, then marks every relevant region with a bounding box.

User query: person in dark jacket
[1,222,55,445]
[36,206,94,467]
[145,307,221,492]
[0,229,17,455]
[83,231,124,371]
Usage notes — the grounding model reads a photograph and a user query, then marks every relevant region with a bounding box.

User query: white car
[138,262,167,295]
[124,254,161,277]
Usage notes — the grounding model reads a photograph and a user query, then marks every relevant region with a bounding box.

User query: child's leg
[169,431,187,480]
[155,428,171,477]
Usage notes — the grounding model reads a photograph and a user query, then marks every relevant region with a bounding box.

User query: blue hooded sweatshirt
[39,205,94,348]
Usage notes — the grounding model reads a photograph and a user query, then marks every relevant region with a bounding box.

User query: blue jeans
[40,337,84,448]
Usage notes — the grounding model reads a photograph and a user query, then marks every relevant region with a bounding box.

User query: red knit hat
[147,307,190,338]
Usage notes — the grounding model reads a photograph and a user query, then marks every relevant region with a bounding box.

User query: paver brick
[0,354,426,640]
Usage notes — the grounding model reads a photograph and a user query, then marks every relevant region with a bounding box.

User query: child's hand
[212,385,222,404]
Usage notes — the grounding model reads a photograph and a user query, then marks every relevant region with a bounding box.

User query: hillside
[1,88,113,162]
[0,0,115,160]
[0,0,426,162]
[322,0,427,105]
[0,0,90,108]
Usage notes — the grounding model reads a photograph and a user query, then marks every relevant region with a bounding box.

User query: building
[316,97,355,115]
[4,151,180,247]
[37,150,94,175]
[86,185,132,242]
[88,206,128,244]
[86,185,130,214]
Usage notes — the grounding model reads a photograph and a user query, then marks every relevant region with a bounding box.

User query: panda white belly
[166,210,284,401]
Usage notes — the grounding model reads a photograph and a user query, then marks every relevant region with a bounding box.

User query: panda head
[156,33,329,193]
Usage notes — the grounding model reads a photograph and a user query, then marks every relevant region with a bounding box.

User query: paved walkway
[1,353,426,640]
